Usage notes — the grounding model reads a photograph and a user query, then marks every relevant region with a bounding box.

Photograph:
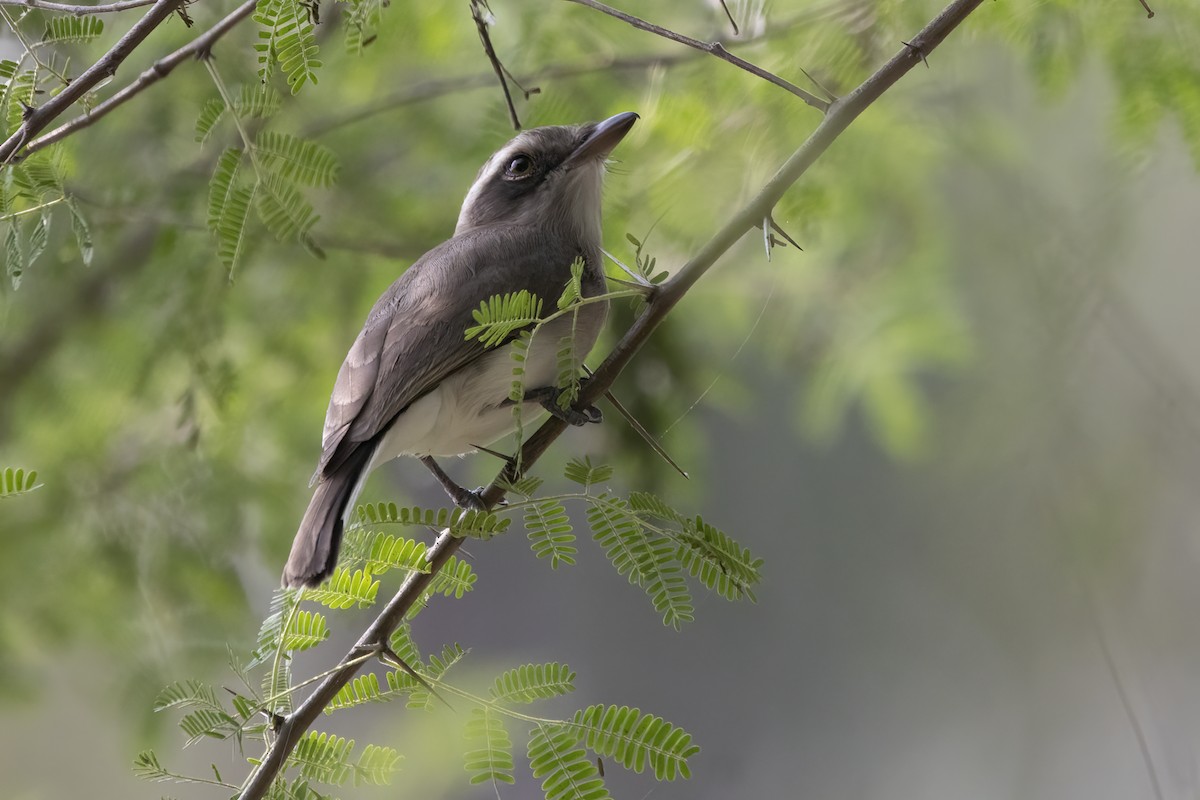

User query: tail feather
[283,446,374,588]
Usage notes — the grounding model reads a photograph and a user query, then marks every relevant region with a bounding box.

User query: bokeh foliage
[0,0,1196,757]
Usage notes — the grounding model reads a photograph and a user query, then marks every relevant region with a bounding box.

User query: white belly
[367,320,583,470]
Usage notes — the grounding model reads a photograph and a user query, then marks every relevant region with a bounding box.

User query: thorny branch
[564,0,830,113]
[0,0,185,164]
[235,0,988,797]
[0,0,157,13]
[22,0,258,157]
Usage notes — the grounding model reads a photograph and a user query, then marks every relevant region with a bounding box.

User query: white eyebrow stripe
[455,149,502,233]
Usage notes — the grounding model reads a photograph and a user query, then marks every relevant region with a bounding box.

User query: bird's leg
[521,382,603,426]
[420,456,486,511]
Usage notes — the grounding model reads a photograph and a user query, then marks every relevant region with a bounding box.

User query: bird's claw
[525,385,603,426]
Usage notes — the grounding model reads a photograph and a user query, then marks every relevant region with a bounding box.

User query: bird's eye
[503,154,534,179]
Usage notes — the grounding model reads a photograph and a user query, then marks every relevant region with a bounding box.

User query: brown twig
[307,0,866,138]
[470,0,521,130]
[718,0,739,35]
[0,0,157,14]
[564,0,830,113]
[1135,0,1154,18]
[21,0,257,158]
[235,1,986,796]
[0,0,184,164]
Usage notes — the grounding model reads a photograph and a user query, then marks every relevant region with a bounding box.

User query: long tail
[283,445,374,588]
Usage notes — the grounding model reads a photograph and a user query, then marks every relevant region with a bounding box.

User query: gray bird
[284,112,638,588]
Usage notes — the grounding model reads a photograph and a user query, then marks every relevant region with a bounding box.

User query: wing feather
[314,225,596,478]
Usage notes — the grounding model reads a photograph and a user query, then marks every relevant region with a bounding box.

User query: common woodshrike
[283,112,638,588]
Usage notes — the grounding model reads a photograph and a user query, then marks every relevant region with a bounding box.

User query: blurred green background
[2,0,1200,797]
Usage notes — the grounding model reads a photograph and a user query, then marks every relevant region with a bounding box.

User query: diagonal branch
[0,0,157,13]
[565,0,830,113]
[236,0,986,796]
[0,0,184,164]
[21,0,257,158]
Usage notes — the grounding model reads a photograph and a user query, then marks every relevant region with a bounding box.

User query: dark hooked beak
[564,111,639,168]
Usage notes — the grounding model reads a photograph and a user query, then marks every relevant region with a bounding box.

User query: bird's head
[455,112,638,246]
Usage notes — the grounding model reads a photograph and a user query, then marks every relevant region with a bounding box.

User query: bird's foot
[524,384,603,426]
[420,456,488,511]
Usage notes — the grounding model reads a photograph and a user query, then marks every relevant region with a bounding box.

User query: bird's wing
[315,225,585,478]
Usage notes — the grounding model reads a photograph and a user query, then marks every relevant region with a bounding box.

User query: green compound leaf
[466,290,543,347]
[572,704,699,781]
[43,15,103,44]
[528,723,611,800]
[305,567,379,610]
[675,515,763,602]
[524,498,577,568]
[353,744,402,786]
[463,706,515,786]
[564,457,613,489]
[282,609,329,651]
[289,731,354,785]
[586,494,694,629]
[490,662,576,705]
[0,466,41,498]
[256,131,340,188]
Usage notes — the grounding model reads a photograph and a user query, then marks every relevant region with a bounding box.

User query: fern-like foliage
[154,680,222,713]
[195,85,282,144]
[251,588,299,665]
[586,494,694,629]
[255,0,322,93]
[342,0,383,54]
[66,198,92,266]
[351,502,508,539]
[523,497,577,568]
[528,723,611,800]
[552,259,588,409]
[262,651,294,717]
[4,222,21,289]
[466,290,544,347]
[1,150,76,287]
[256,131,340,187]
[289,731,355,784]
[157,679,251,749]
[206,148,255,275]
[305,567,379,610]
[257,172,319,247]
[405,644,467,710]
[508,329,532,405]
[490,662,576,704]
[389,622,422,667]
[674,514,763,602]
[564,457,613,490]
[463,707,515,786]
[132,750,172,783]
[282,609,330,651]
[3,69,36,134]
[287,733,402,786]
[362,532,429,575]
[572,705,698,781]
[179,706,240,746]
[451,508,509,539]
[428,555,477,598]
[0,466,41,498]
[325,672,387,713]
[42,15,103,45]
[354,744,403,785]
